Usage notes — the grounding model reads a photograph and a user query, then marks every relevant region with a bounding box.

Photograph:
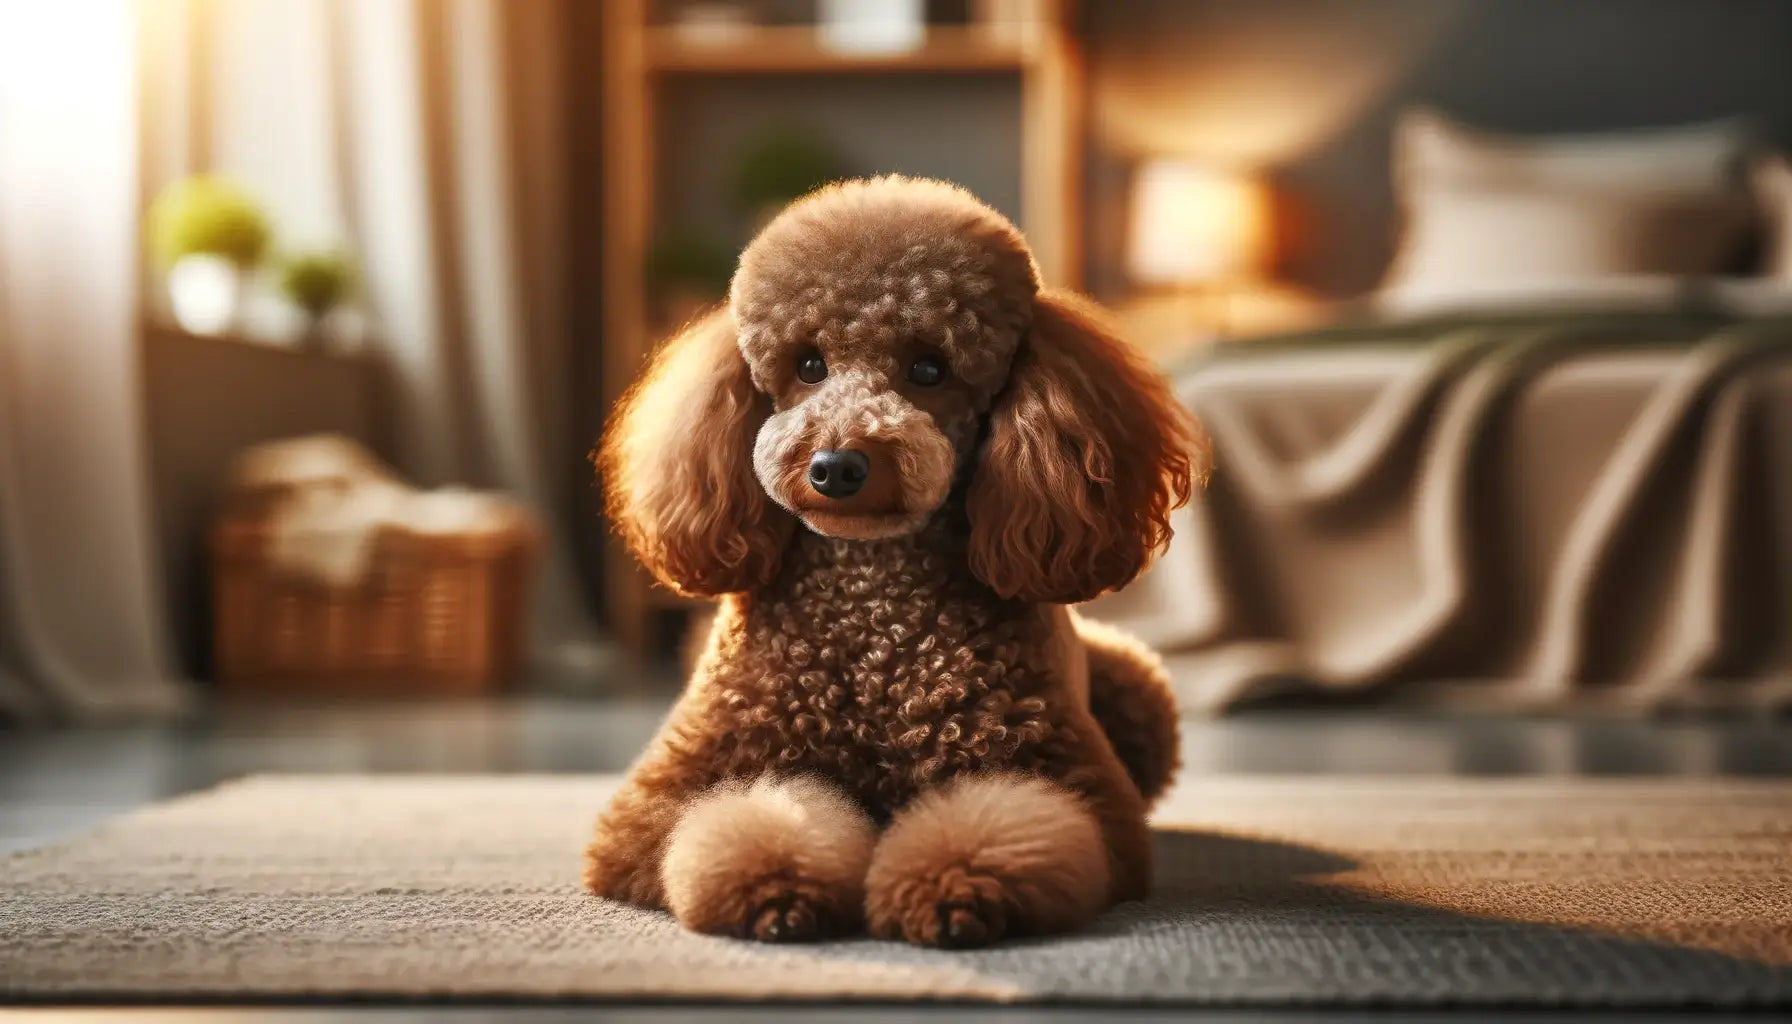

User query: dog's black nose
[808,449,869,499]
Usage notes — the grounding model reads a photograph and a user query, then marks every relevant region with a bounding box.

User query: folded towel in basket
[228,434,529,587]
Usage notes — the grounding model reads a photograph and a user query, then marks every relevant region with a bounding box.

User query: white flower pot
[167,254,243,336]
[818,0,924,54]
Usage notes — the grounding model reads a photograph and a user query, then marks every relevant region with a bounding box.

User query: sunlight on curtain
[0,0,193,717]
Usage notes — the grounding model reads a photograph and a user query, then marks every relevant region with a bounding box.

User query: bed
[1089,306,1792,714]
[1086,112,1792,714]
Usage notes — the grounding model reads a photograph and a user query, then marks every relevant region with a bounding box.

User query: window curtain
[0,1,193,719]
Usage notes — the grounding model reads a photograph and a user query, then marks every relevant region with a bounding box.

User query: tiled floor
[2,697,1789,1021]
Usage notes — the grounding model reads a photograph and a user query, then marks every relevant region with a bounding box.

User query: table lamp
[1127,159,1270,340]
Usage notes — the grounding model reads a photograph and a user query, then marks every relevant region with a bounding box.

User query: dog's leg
[864,773,1113,948]
[583,755,710,911]
[1076,613,1180,806]
[584,682,749,911]
[659,774,876,942]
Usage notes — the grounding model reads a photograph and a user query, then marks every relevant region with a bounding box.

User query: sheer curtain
[142,0,606,681]
[0,1,193,718]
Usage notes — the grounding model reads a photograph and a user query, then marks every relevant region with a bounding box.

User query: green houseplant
[731,129,846,226]
[147,176,272,336]
[279,250,355,345]
[646,229,734,329]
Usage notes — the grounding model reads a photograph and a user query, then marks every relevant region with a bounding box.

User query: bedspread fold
[1088,314,1792,713]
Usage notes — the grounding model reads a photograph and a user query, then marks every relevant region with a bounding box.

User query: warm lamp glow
[1128,160,1271,286]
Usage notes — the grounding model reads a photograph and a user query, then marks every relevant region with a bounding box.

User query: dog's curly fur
[587,176,1209,948]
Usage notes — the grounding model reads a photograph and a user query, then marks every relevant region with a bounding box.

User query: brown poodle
[585,176,1208,949]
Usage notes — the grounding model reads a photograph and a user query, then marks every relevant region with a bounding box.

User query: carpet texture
[3,774,1789,1005]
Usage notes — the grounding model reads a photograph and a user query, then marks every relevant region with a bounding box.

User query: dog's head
[601,176,1207,602]
[731,177,1037,543]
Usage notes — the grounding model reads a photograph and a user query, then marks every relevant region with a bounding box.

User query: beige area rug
[3,774,1789,1006]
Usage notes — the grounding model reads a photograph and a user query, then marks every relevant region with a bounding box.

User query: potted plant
[730,128,847,228]
[147,176,272,336]
[278,250,356,349]
[645,229,734,329]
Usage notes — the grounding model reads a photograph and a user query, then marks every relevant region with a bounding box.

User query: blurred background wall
[162,0,1792,671]
[9,0,1792,713]
[1085,0,1792,297]
[558,0,1792,655]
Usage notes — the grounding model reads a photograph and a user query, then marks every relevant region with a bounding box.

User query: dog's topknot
[730,175,1041,396]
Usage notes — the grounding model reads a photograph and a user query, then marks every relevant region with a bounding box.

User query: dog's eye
[907,355,946,387]
[796,351,827,385]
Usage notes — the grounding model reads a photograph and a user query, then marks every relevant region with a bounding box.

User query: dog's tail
[1077,615,1180,807]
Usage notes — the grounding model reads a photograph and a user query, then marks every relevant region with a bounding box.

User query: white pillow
[1395,108,1752,194]
[1382,109,1754,303]
[1754,154,1792,281]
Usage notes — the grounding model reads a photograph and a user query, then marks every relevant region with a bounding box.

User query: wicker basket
[211,512,539,696]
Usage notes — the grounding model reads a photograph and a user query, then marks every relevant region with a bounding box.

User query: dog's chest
[726,528,1064,813]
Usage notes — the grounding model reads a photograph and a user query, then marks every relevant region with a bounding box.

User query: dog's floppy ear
[599,308,794,596]
[967,290,1209,604]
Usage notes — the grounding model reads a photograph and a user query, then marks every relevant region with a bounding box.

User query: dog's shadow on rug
[803,827,1788,1003]
[1043,827,1792,999]
[1152,828,1360,894]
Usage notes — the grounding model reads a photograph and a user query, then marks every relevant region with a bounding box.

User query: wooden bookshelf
[600,0,1084,657]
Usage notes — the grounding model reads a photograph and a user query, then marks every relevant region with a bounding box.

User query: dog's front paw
[731,875,853,943]
[866,860,1013,947]
[864,774,1110,949]
[661,775,875,943]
